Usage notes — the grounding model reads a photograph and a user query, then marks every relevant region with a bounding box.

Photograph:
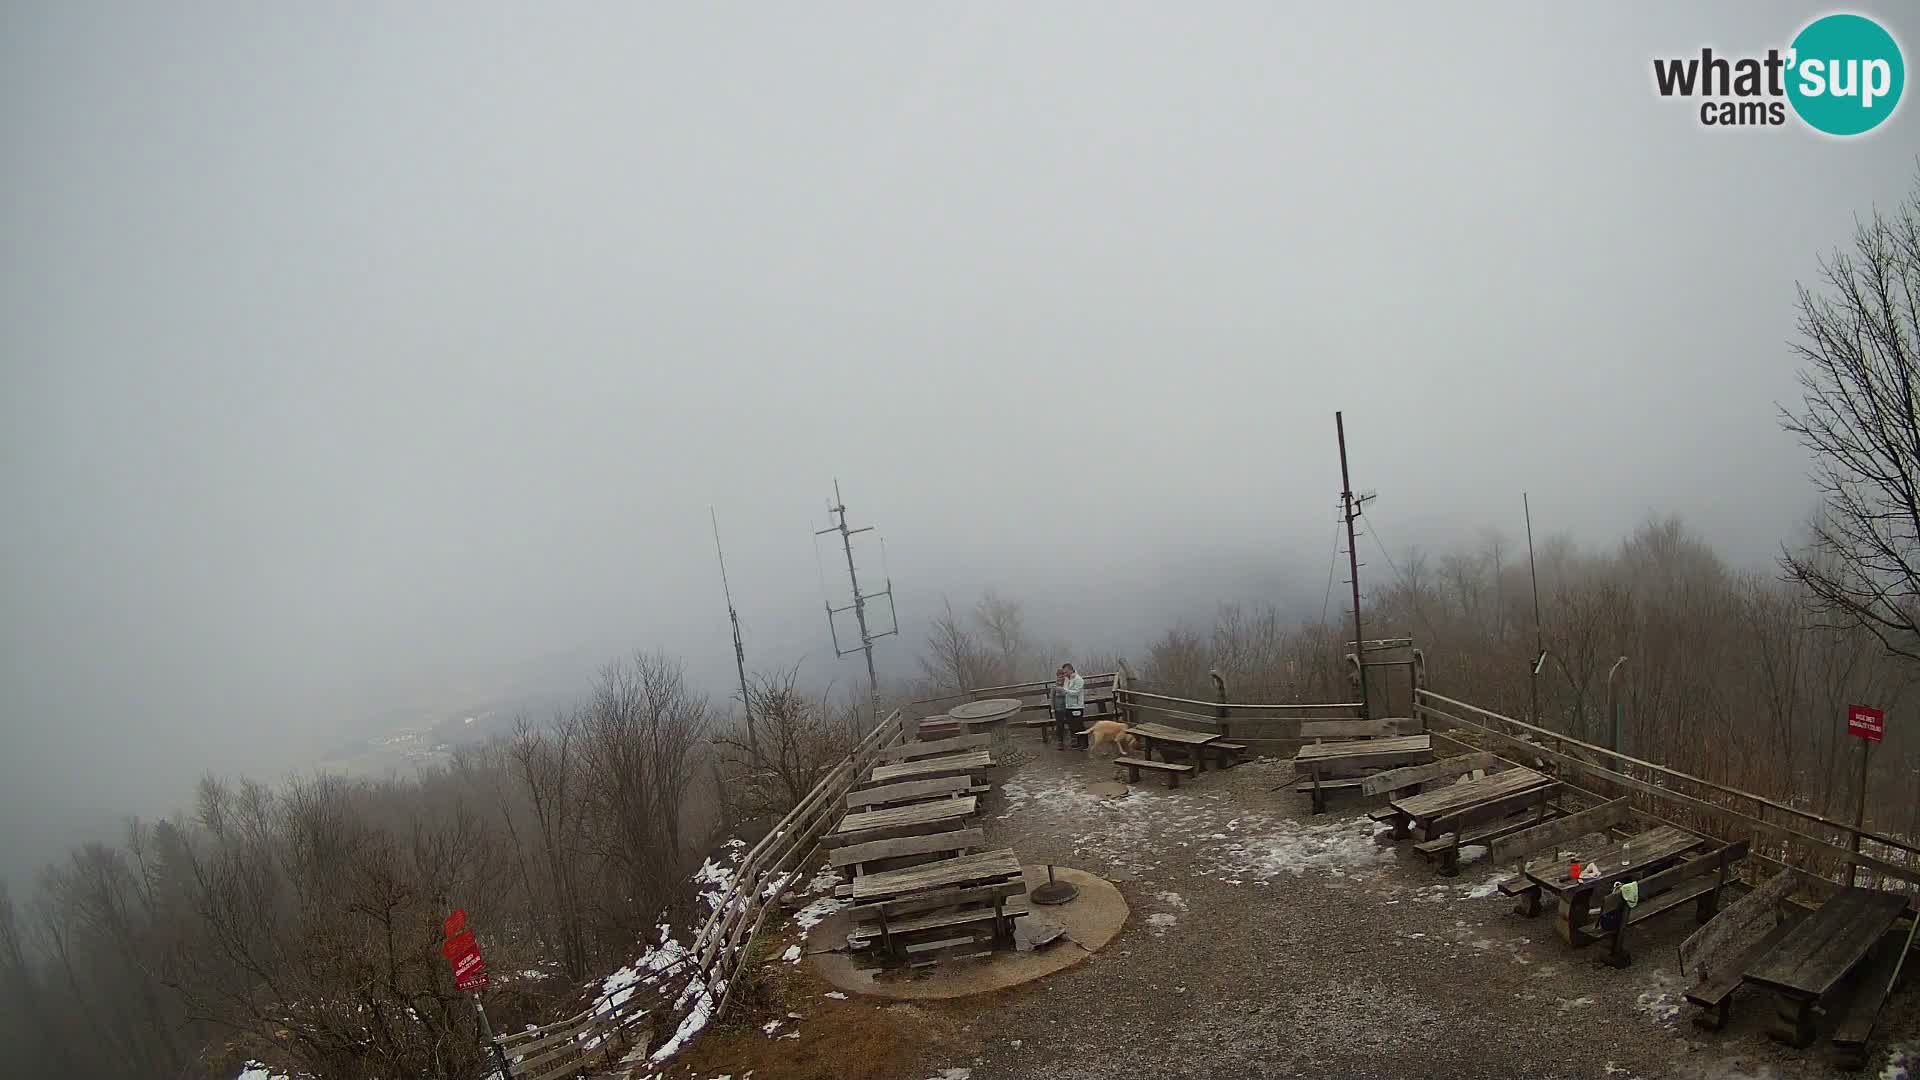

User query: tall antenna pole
[1524,492,1544,726]
[1336,412,1370,718]
[816,480,899,735]
[711,508,757,756]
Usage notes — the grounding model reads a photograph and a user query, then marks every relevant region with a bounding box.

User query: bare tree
[1780,170,1920,663]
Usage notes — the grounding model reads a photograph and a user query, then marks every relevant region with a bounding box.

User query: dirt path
[658,745,1918,1080]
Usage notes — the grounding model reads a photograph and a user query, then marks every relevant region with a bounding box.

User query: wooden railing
[498,988,653,1080]
[1115,687,1364,754]
[689,708,908,1015]
[500,708,907,1076]
[1414,688,1920,893]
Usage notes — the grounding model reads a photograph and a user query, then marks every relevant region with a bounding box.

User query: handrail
[1415,692,1920,889]
[1117,688,1364,712]
[1417,689,1920,858]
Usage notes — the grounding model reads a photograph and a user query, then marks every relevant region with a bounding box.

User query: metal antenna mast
[815,480,898,732]
[1336,412,1376,718]
[710,508,756,756]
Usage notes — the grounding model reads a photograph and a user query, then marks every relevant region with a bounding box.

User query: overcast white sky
[3,2,1916,878]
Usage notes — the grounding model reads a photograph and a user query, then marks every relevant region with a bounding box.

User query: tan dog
[1085,720,1138,757]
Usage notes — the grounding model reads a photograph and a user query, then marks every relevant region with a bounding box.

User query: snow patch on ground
[1464,873,1506,899]
[1882,1043,1917,1080]
[1634,971,1685,1025]
[926,1070,972,1080]
[650,978,717,1062]
[1155,890,1188,910]
[761,1019,783,1036]
[998,776,1397,882]
[236,1064,289,1080]
[781,944,801,963]
[1214,815,1395,880]
[1557,996,1595,1012]
[824,991,848,1000]
[795,895,845,930]
[1147,912,1178,935]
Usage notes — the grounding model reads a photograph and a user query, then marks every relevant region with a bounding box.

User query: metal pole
[1524,492,1543,727]
[1606,656,1628,757]
[1852,737,1871,887]
[819,480,882,735]
[711,509,757,756]
[1336,412,1369,719]
[474,995,511,1077]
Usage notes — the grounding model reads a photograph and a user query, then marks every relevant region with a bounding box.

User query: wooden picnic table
[868,749,995,787]
[827,797,977,847]
[1129,721,1222,771]
[1295,734,1433,772]
[1743,886,1911,1047]
[948,698,1023,726]
[1389,766,1550,837]
[1519,824,1705,944]
[843,848,1027,964]
[845,848,1023,902]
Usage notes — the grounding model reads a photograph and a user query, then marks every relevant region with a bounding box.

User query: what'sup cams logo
[1653,12,1904,135]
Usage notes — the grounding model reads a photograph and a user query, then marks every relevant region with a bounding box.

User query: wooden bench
[871,731,992,764]
[1413,784,1558,877]
[1211,741,1248,768]
[1597,839,1749,968]
[1113,756,1194,788]
[830,827,987,880]
[1680,867,1799,1029]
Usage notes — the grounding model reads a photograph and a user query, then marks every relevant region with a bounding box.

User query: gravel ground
[681,744,1919,1080]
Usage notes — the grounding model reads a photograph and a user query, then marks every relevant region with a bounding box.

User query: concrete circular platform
[806,864,1127,1000]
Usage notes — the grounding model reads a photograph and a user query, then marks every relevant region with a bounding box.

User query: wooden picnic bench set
[1675,865,1916,1067]
[1013,691,1247,789]
[1436,768,1912,1060]
[817,729,1030,968]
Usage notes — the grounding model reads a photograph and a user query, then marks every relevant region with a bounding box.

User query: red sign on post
[443,920,488,992]
[1848,704,1885,742]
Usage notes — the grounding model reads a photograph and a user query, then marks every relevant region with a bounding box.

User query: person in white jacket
[1053,662,1086,744]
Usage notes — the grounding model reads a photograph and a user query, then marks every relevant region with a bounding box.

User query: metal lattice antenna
[710,508,757,755]
[815,479,899,735]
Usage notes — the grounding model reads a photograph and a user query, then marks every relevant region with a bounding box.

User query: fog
[3,2,1914,883]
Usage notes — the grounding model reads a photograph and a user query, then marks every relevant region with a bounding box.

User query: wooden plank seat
[1596,840,1750,968]
[845,895,1032,949]
[1292,776,1367,794]
[1113,756,1194,788]
[1413,785,1559,877]
[1293,735,1438,813]
[1679,868,1800,1029]
[1686,920,1799,1030]
[871,731,992,764]
[845,774,982,812]
[1210,741,1248,768]
[829,827,987,880]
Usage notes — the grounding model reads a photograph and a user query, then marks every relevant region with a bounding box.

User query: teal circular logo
[1787,14,1904,136]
